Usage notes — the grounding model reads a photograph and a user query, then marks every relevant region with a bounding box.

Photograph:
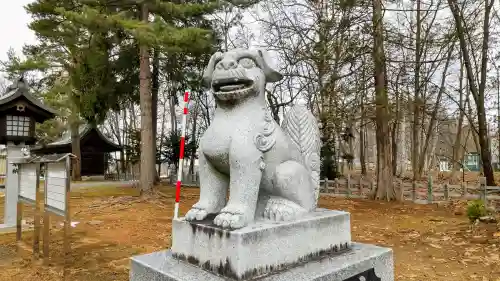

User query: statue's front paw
[213,206,249,229]
[185,207,209,221]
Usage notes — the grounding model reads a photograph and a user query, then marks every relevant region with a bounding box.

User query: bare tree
[255,0,372,178]
[448,0,496,185]
[372,0,395,200]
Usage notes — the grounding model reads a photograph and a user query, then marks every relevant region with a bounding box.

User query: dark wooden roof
[31,124,122,153]
[0,78,57,123]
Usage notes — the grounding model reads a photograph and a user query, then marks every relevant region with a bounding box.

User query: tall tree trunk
[158,100,168,177]
[359,85,367,175]
[418,45,454,174]
[121,107,127,174]
[452,54,465,176]
[412,0,422,180]
[372,0,395,200]
[360,53,367,175]
[427,121,439,171]
[391,100,398,176]
[397,114,407,176]
[467,97,481,158]
[496,68,500,169]
[448,0,495,185]
[70,121,82,181]
[392,76,401,176]
[124,105,130,175]
[170,90,178,133]
[139,3,155,192]
[152,48,160,183]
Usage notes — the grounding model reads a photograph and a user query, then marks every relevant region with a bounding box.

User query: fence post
[444,182,449,201]
[334,178,339,194]
[427,174,433,203]
[479,177,487,207]
[346,174,352,198]
[412,180,416,201]
[399,180,405,200]
[461,181,466,198]
[324,177,328,193]
[359,177,363,197]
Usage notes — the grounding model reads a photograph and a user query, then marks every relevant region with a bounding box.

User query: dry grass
[0,186,498,281]
[69,186,140,198]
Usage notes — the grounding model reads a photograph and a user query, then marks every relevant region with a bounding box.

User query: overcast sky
[0,1,36,65]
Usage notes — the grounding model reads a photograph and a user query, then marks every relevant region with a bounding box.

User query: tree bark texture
[372,0,395,200]
[70,122,82,181]
[152,48,160,183]
[412,0,422,180]
[139,3,155,191]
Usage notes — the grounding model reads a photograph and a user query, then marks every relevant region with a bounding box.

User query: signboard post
[37,153,73,271]
[11,153,75,277]
[13,158,41,259]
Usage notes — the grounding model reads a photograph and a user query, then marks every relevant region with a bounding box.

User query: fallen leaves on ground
[0,187,497,280]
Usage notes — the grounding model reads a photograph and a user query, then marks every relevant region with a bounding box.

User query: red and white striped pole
[174,90,190,219]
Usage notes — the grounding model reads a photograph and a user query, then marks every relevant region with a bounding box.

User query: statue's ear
[256,49,283,83]
[202,52,222,88]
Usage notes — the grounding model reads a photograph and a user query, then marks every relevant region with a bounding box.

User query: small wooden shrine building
[31,125,122,176]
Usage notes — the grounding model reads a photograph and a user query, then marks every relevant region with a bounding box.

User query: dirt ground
[0,186,499,281]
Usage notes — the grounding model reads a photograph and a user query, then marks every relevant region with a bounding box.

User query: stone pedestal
[130,209,394,281]
[0,143,23,229]
[171,209,351,280]
[131,243,393,281]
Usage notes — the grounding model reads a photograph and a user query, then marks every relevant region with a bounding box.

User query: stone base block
[171,209,351,280]
[130,242,394,281]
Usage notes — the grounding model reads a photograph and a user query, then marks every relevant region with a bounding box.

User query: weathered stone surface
[171,209,351,280]
[185,48,322,229]
[130,243,393,281]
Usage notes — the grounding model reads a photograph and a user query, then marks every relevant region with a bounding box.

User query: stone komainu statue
[185,48,321,229]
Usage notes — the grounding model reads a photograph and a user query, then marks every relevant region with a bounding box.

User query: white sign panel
[45,162,67,213]
[19,163,38,201]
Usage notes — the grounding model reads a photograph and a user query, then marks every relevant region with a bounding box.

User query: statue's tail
[281,105,321,207]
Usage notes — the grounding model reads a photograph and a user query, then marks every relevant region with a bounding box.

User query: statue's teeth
[220,84,245,91]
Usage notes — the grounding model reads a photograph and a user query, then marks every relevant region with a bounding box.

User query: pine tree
[35,0,222,191]
[4,0,251,189]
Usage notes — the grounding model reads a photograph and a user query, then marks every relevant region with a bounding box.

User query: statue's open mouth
[212,78,254,93]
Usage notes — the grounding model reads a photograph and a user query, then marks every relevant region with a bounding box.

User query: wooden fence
[168,171,500,210]
[320,176,500,210]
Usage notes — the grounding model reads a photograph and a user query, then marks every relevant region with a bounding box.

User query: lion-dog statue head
[202,49,283,103]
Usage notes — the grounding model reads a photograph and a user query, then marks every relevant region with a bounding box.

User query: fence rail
[319,176,500,210]
[166,171,500,210]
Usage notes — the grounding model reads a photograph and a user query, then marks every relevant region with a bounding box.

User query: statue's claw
[185,207,209,221]
[262,197,307,222]
[213,206,249,229]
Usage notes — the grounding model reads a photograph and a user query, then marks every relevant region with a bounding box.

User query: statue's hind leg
[261,160,316,221]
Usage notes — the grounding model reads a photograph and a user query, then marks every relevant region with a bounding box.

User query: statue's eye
[239,58,256,68]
